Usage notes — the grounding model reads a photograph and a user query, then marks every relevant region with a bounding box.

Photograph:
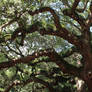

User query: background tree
[0,0,92,92]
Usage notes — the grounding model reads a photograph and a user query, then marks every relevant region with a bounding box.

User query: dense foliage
[0,0,92,92]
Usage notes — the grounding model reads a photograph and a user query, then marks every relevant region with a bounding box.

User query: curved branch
[0,49,82,77]
[4,77,55,92]
[28,7,61,30]
[11,23,81,48]
[39,28,81,47]
[9,7,81,48]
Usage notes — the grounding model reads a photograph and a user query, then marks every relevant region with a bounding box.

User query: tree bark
[81,50,92,92]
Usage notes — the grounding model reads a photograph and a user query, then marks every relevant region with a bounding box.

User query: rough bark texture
[0,0,92,92]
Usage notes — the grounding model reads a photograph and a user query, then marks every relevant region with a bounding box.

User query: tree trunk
[82,53,92,92]
[79,41,92,92]
[86,81,92,92]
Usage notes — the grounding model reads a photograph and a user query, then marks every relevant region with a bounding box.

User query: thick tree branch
[28,7,61,30]
[49,50,82,77]
[71,0,81,12]
[27,7,82,47]
[11,23,81,48]
[39,28,81,48]
[63,1,89,28]
[0,49,82,77]
[2,6,80,48]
